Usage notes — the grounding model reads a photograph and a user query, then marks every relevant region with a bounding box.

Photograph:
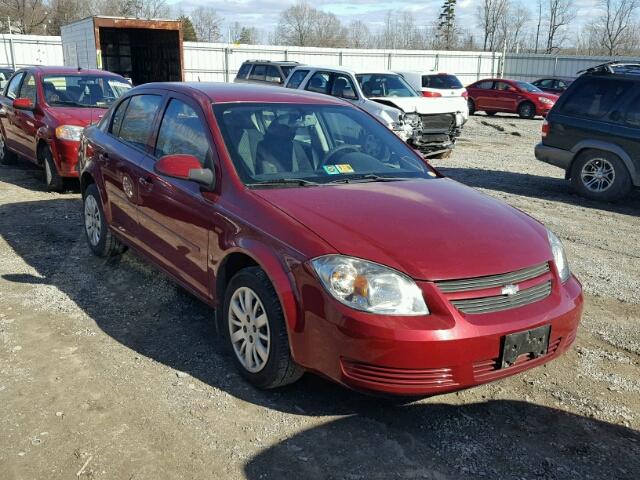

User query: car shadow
[0,161,79,193]
[439,166,640,216]
[243,400,640,479]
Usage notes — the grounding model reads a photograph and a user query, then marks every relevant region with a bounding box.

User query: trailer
[60,16,183,85]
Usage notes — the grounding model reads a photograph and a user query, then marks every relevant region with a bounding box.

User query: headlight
[538,97,554,105]
[311,255,429,315]
[55,125,84,141]
[547,229,570,282]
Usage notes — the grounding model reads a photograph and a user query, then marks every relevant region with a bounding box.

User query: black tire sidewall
[43,148,64,191]
[571,150,632,202]
[83,184,110,256]
[0,130,16,165]
[222,267,297,389]
[467,99,475,115]
[518,102,535,119]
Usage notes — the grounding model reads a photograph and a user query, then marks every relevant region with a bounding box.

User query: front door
[1,71,25,154]
[11,72,39,161]
[137,95,213,299]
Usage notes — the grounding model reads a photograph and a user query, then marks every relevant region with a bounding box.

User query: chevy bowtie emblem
[502,284,520,296]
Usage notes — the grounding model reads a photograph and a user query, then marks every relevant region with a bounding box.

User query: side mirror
[13,97,33,110]
[155,154,215,190]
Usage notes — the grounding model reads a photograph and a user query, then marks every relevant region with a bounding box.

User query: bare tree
[478,0,509,51]
[534,0,543,52]
[0,0,48,34]
[230,22,260,45]
[545,0,572,53]
[312,10,347,48]
[594,0,639,55]
[347,20,371,48]
[276,1,316,46]
[191,6,222,43]
[497,2,531,52]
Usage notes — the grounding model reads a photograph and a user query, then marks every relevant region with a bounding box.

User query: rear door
[493,81,518,111]
[471,80,494,110]
[99,93,164,245]
[137,94,213,298]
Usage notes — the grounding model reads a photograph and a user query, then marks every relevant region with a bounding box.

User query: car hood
[253,178,552,281]
[50,107,107,127]
[369,96,461,115]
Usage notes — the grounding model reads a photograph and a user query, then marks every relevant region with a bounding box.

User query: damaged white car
[284,66,465,157]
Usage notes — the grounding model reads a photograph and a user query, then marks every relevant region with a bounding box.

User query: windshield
[516,81,543,93]
[42,75,131,108]
[214,103,435,187]
[356,74,418,98]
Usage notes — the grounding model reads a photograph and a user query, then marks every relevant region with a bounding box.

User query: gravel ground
[0,113,639,479]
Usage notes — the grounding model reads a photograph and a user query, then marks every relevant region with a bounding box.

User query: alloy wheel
[580,157,615,193]
[228,287,271,373]
[0,135,5,161]
[44,158,52,185]
[84,195,102,246]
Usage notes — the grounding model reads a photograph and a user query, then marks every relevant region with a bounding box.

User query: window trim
[305,71,332,95]
[5,71,25,99]
[286,69,310,89]
[18,72,38,104]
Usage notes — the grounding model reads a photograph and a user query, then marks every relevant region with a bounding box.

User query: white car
[395,71,469,122]
[284,66,465,157]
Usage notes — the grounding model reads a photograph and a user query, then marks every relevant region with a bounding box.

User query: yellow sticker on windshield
[335,164,354,173]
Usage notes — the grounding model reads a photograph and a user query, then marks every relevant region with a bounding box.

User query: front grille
[420,113,454,132]
[451,281,552,314]
[436,263,550,293]
[342,361,457,388]
[472,337,562,381]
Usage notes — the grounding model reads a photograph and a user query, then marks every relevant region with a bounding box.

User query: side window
[117,94,162,150]
[249,64,266,81]
[475,81,493,90]
[286,70,309,89]
[155,99,210,166]
[556,80,568,89]
[560,78,634,119]
[305,72,330,94]
[611,94,640,128]
[494,81,511,91]
[236,63,251,79]
[19,73,37,103]
[331,73,358,100]
[265,65,282,84]
[538,79,554,88]
[6,72,24,99]
[109,98,130,136]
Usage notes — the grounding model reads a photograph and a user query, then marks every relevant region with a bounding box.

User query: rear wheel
[223,267,303,389]
[467,99,475,115]
[42,147,64,192]
[83,183,127,257]
[518,101,535,119]
[570,150,632,202]
[0,131,17,165]
[485,111,497,116]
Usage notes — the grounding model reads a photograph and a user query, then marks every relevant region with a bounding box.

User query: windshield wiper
[327,174,415,184]
[247,178,320,188]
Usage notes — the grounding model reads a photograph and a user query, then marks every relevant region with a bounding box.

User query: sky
[168,0,601,41]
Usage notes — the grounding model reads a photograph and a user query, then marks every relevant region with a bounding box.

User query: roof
[19,66,124,77]
[291,65,402,76]
[134,82,350,105]
[242,60,301,65]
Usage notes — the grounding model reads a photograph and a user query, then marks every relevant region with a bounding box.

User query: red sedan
[0,66,130,191]
[466,78,559,119]
[78,83,582,396]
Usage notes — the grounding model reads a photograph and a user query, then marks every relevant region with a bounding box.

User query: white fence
[0,34,629,84]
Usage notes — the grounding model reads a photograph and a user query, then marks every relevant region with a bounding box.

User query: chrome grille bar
[451,281,552,314]
[435,263,550,293]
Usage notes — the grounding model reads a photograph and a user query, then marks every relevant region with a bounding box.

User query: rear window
[280,65,295,79]
[249,65,266,81]
[237,63,252,79]
[474,81,493,90]
[559,77,634,119]
[422,74,462,89]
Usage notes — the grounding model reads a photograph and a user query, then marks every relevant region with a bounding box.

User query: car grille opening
[419,113,454,132]
[342,360,458,388]
[435,263,552,314]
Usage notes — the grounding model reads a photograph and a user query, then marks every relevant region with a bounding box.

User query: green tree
[178,15,197,42]
[437,0,458,49]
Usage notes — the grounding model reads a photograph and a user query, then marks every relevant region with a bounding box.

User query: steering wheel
[320,145,361,166]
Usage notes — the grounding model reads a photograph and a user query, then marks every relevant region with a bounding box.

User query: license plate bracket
[501,325,551,369]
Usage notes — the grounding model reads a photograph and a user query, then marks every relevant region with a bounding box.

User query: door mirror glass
[155,154,215,189]
[13,97,33,110]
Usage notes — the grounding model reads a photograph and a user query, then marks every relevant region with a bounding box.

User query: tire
[518,101,536,119]
[42,147,65,192]
[0,130,17,165]
[83,183,127,257]
[570,150,632,202]
[223,266,303,389]
[485,111,497,116]
[467,99,475,115]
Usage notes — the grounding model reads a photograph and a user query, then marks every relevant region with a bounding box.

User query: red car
[0,66,131,191]
[466,78,559,119]
[78,83,582,396]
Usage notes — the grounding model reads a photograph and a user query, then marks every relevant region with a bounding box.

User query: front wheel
[83,183,127,257]
[467,99,475,115]
[518,102,536,119]
[0,131,17,165]
[42,147,64,192]
[570,150,632,202]
[223,267,303,389]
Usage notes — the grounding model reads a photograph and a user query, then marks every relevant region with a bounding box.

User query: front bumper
[50,138,81,178]
[291,267,583,396]
[534,143,573,171]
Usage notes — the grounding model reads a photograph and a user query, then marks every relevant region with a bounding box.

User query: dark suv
[233,60,301,86]
[535,62,640,201]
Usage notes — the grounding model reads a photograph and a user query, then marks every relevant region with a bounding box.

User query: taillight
[541,120,549,138]
[422,91,442,98]
[462,91,469,99]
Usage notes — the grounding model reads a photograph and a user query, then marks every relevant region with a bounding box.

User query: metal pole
[338,51,342,66]
[8,36,15,70]
[284,49,288,61]
[387,52,392,70]
[224,47,229,82]
[553,56,558,76]
[435,53,439,70]
[477,55,482,80]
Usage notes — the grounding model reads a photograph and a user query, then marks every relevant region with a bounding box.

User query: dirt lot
[1,113,639,480]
